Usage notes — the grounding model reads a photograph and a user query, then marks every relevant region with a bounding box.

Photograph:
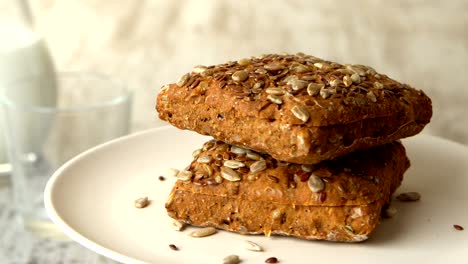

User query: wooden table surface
[0,175,119,264]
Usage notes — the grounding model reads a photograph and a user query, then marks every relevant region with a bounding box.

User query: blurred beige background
[3,0,468,144]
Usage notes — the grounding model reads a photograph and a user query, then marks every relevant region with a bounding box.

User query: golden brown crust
[156,53,432,164]
[165,140,410,242]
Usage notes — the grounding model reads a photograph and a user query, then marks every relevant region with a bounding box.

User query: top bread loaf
[156,53,432,164]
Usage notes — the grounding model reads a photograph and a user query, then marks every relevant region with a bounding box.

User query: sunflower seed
[373,81,384,89]
[253,81,264,89]
[230,145,247,155]
[291,105,310,122]
[202,163,213,177]
[367,91,377,102]
[223,160,245,169]
[221,167,241,181]
[307,83,324,96]
[307,173,325,192]
[294,64,309,73]
[243,240,263,252]
[283,75,298,83]
[171,220,186,231]
[246,151,262,161]
[176,73,190,86]
[383,206,397,218]
[301,164,315,172]
[344,225,354,233]
[267,94,283,104]
[238,58,251,66]
[223,254,241,264]
[189,227,217,237]
[218,81,227,88]
[343,75,353,87]
[232,70,249,82]
[167,168,180,177]
[192,149,201,158]
[266,87,286,95]
[192,65,207,74]
[396,192,421,201]
[264,63,284,71]
[290,79,308,91]
[197,155,212,163]
[366,67,377,75]
[267,175,279,183]
[313,62,324,69]
[346,65,366,76]
[351,73,361,83]
[176,170,193,181]
[329,79,341,87]
[134,197,149,208]
[320,88,332,99]
[215,175,223,183]
[250,160,267,174]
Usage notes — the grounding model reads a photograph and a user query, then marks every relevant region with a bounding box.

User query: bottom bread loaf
[166,140,409,242]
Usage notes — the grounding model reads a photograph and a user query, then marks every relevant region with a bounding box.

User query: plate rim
[44,129,468,263]
[44,126,174,264]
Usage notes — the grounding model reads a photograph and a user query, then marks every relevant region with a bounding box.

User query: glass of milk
[0,23,57,165]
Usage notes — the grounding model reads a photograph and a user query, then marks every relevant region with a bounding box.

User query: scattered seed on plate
[223,254,240,264]
[243,240,263,252]
[169,244,178,251]
[265,257,279,263]
[454,224,464,231]
[158,176,166,181]
[189,227,217,237]
[383,205,397,218]
[171,220,186,231]
[134,197,149,208]
[396,192,421,202]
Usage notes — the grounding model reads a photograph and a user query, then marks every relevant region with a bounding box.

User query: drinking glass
[0,72,132,236]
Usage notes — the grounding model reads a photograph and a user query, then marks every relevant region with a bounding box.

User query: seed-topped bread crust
[156,53,432,164]
[165,140,409,242]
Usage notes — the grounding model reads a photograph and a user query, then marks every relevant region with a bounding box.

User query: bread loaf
[165,140,409,242]
[156,53,431,164]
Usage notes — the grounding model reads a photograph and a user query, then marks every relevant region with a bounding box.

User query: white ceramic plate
[45,127,468,264]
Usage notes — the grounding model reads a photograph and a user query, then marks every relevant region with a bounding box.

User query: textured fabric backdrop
[19,0,468,144]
